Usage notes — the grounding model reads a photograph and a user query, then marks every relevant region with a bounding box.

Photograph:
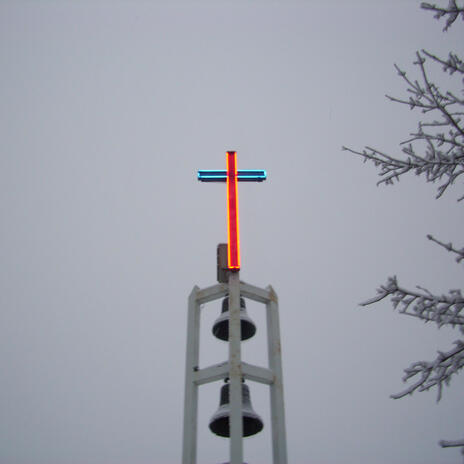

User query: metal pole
[266,286,288,464]
[182,286,200,464]
[228,271,243,464]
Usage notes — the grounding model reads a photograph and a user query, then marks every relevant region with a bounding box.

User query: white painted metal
[196,283,227,304]
[193,361,273,386]
[182,278,287,464]
[182,286,200,464]
[193,362,229,386]
[239,281,273,303]
[228,271,243,464]
[266,286,288,464]
[241,362,274,385]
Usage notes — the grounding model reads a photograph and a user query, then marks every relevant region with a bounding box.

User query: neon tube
[198,170,267,182]
[226,151,240,270]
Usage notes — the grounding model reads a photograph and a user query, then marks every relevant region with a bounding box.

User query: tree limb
[390,340,464,401]
[427,234,464,262]
[361,276,464,328]
[421,1,464,31]
[342,48,464,201]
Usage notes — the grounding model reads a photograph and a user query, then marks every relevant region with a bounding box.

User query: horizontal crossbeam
[192,361,274,386]
[198,170,267,182]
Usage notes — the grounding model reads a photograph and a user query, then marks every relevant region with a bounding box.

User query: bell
[212,297,256,341]
[209,381,264,437]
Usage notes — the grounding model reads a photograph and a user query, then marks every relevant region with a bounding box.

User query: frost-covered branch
[342,48,464,201]
[427,234,464,263]
[361,276,464,328]
[391,340,464,401]
[361,276,464,401]
[421,0,464,31]
[422,50,464,77]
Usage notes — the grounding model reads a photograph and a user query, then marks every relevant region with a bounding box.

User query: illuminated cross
[198,151,266,271]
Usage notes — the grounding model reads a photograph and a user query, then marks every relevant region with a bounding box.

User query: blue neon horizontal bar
[198,170,267,182]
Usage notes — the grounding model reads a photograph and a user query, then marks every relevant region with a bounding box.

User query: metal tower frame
[182,271,287,464]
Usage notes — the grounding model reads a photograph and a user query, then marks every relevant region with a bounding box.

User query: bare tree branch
[362,277,464,400]
[342,49,464,201]
[361,276,464,328]
[427,234,464,262]
[439,439,464,448]
[421,0,464,31]
[422,50,464,77]
[390,340,464,401]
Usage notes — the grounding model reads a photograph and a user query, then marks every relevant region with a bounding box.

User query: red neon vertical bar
[226,151,240,270]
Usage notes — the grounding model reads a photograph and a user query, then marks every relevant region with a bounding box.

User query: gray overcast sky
[1,1,463,463]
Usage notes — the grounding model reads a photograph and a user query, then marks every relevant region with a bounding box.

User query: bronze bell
[212,297,256,341]
[209,381,263,437]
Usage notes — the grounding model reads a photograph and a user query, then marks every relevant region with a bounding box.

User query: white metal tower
[182,263,287,464]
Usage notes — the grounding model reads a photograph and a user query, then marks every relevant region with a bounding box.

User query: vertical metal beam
[228,271,243,464]
[266,286,288,464]
[182,286,201,464]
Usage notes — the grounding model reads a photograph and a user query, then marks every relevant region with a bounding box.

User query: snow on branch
[391,340,464,401]
[361,276,464,401]
[422,50,464,77]
[342,49,464,201]
[421,0,464,31]
[361,276,464,328]
[427,234,464,263]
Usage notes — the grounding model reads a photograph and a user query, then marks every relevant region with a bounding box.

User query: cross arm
[198,170,267,182]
